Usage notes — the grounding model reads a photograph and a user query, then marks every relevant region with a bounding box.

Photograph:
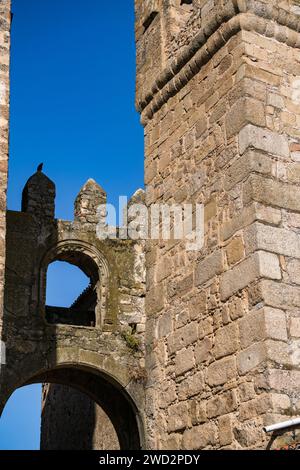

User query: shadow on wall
[41,384,120,450]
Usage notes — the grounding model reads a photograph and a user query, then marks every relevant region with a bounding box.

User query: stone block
[239,124,289,159]
[239,307,287,349]
[224,150,272,191]
[265,340,292,367]
[157,313,173,339]
[189,291,207,320]
[239,395,271,422]
[261,279,300,310]
[238,382,256,402]
[204,198,217,223]
[290,317,300,338]
[237,342,267,375]
[178,371,205,400]
[213,322,239,359]
[194,337,213,364]
[206,390,237,418]
[225,237,245,266]
[167,402,189,432]
[267,93,284,109]
[287,259,300,284]
[198,317,214,339]
[245,222,300,259]
[221,203,281,242]
[225,98,265,138]
[219,415,234,446]
[168,321,198,354]
[268,369,300,394]
[220,251,281,301]
[271,394,291,413]
[146,284,165,315]
[195,250,224,286]
[175,347,194,376]
[206,357,237,387]
[264,308,288,342]
[243,174,300,212]
[182,423,217,450]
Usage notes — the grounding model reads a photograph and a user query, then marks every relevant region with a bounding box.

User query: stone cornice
[138,1,300,125]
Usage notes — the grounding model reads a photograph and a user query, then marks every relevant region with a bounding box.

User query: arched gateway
[0,169,146,449]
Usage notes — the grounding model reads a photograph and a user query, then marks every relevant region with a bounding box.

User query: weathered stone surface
[261,279,300,310]
[75,179,106,224]
[220,251,281,300]
[226,98,265,138]
[290,317,300,338]
[194,337,213,364]
[167,402,189,432]
[41,384,120,450]
[221,203,281,242]
[195,250,224,286]
[167,321,198,354]
[224,148,273,192]
[268,369,300,394]
[178,372,205,400]
[245,223,300,259]
[238,382,256,403]
[225,237,245,266]
[175,347,194,376]
[182,423,217,450]
[239,395,271,422]
[238,343,266,375]
[239,124,289,159]
[206,357,237,387]
[213,323,239,359]
[206,390,237,418]
[219,415,234,446]
[135,0,300,450]
[158,313,173,339]
[146,284,165,315]
[239,307,287,349]
[243,174,300,213]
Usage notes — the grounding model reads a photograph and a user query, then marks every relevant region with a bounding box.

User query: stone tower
[135,0,300,449]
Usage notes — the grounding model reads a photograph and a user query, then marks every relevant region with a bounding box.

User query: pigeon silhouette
[37,163,43,172]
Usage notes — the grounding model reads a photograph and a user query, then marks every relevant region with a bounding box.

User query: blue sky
[0,0,143,449]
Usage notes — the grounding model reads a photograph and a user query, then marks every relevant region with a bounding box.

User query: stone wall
[41,384,119,450]
[0,172,146,449]
[0,0,10,354]
[136,0,300,449]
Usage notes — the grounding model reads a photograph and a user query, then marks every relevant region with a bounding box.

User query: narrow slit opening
[143,11,158,33]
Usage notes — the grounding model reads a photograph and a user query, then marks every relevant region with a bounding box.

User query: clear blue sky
[0,0,143,449]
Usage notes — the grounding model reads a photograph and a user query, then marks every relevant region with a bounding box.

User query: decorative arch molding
[39,240,110,328]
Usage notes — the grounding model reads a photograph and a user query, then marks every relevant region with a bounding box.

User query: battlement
[135,0,300,123]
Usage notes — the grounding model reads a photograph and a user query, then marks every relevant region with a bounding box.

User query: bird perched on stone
[37,163,43,172]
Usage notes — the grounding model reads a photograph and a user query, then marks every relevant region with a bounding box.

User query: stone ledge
[138,2,300,124]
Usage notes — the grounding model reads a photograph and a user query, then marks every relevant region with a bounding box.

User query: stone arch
[39,240,109,328]
[0,353,144,450]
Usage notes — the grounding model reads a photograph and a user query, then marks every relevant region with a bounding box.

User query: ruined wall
[0,0,10,352]
[41,384,120,450]
[136,0,300,449]
[0,170,146,449]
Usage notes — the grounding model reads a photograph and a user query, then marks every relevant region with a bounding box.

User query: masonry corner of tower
[135,0,300,450]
